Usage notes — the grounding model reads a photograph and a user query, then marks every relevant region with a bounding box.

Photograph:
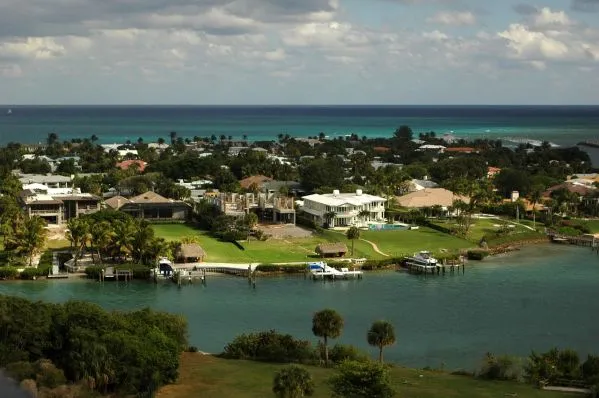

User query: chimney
[333,190,340,196]
[356,189,362,196]
[511,191,520,202]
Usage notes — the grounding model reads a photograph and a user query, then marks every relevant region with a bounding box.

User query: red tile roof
[116,159,147,172]
[445,147,476,153]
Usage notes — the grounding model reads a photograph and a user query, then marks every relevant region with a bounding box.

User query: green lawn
[571,219,599,233]
[152,224,477,263]
[152,224,380,263]
[157,354,573,398]
[430,218,536,244]
[360,228,474,257]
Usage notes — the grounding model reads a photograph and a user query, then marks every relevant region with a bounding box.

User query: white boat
[307,261,363,279]
[153,257,175,279]
[6,109,12,115]
[404,251,438,269]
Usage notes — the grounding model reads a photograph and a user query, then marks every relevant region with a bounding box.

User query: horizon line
[2,104,599,107]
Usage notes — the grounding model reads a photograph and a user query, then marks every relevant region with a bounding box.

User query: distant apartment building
[301,190,386,228]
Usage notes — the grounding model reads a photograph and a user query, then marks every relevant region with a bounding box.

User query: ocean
[1,105,599,147]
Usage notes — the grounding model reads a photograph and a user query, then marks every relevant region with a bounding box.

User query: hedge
[255,264,306,274]
[20,267,51,280]
[0,266,19,279]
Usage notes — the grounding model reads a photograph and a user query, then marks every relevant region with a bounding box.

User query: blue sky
[0,0,598,105]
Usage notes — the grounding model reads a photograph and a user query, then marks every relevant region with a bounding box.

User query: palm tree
[272,365,315,398]
[112,219,136,261]
[367,320,396,363]
[18,216,48,266]
[323,211,337,228]
[358,209,370,225]
[90,221,113,263]
[90,134,99,142]
[346,226,360,257]
[66,218,91,266]
[131,221,155,264]
[157,137,165,145]
[529,186,544,229]
[312,309,344,366]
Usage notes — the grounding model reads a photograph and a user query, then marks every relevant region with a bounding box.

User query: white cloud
[0,37,66,59]
[428,11,476,26]
[498,24,569,60]
[532,7,573,29]
[0,63,23,77]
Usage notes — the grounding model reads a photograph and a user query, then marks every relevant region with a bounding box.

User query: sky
[0,0,598,105]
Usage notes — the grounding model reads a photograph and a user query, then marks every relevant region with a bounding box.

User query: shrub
[186,346,199,353]
[84,266,104,279]
[328,344,370,364]
[34,359,67,389]
[582,355,599,384]
[20,267,49,280]
[5,361,36,381]
[361,258,400,271]
[222,330,317,364]
[255,264,306,274]
[479,353,522,381]
[0,266,19,279]
[467,250,489,261]
[329,360,395,398]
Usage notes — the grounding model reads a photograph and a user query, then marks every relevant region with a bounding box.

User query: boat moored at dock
[307,261,363,280]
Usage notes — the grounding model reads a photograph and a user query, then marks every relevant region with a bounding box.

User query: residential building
[409,178,439,192]
[228,146,250,156]
[104,191,191,220]
[17,173,73,189]
[148,142,171,151]
[445,147,477,154]
[396,188,469,211]
[210,192,296,223]
[301,190,386,228]
[19,186,101,224]
[418,144,446,153]
[116,159,147,172]
[542,182,595,198]
[239,175,273,190]
[487,167,502,178]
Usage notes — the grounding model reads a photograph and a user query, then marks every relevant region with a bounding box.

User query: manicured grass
[360,228,474,257]
[151,224,380,263]
[571,219,599,233]
[431,218,536,243]
[157,354,573,398]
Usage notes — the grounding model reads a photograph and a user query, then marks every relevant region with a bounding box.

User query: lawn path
[489,216,535,231]
[359,238,390,257]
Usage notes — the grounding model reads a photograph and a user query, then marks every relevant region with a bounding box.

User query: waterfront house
[542,182,595,199]
[176,243,206,263]
[316,243,348,258]
[487,167,502,178]
[301,190,386,228]
[396,188,469,213]
[210,191,296,223]
[105,191,191,220]
[19,186,101,224]
[228,146,250,156]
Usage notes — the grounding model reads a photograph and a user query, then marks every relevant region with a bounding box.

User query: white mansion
[301,190,386,228]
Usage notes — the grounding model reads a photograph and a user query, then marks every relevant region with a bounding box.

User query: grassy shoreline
[156,353,574,398]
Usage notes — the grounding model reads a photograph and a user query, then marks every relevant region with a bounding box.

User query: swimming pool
[368,223,410,231]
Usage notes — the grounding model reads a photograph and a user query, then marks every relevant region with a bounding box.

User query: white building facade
[301,190,386,228]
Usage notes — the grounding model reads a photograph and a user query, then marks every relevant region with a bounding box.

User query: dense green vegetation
[0,295,188,397]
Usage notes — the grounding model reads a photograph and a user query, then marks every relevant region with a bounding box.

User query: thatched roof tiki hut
[176,243,206,263]
[316,243,348,258]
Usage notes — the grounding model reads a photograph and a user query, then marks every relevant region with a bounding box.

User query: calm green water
[1,245,598,370]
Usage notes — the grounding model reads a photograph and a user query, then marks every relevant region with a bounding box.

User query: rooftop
[396,188,469,208]
[17,174,73,184]
[303,191,386,207]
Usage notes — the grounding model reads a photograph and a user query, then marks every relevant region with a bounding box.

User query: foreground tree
[18,216,48,266]
[312,309,344,366]
[329,360,395,398]
[272,365,315,398]
[367,320,396,363]
[346,226,360,257]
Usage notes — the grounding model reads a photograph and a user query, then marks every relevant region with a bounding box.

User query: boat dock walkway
[307,262,363,280]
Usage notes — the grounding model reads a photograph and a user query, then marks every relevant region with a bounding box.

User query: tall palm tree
[367,320,396,363]
[323,211,337,228]
[90,221,113,264]
[529,186,544,229]
[18,216,48,266]
[358,209,370,225]
[312,309,344,366]
[66,218,90,266]
[112,219,136,261]
[272,365,315,398]
[131,221,155,264]
[346,226,360,257]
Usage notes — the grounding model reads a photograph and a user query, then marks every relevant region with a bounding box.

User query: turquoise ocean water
[1,105,599,146]
[1,245,598,370]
